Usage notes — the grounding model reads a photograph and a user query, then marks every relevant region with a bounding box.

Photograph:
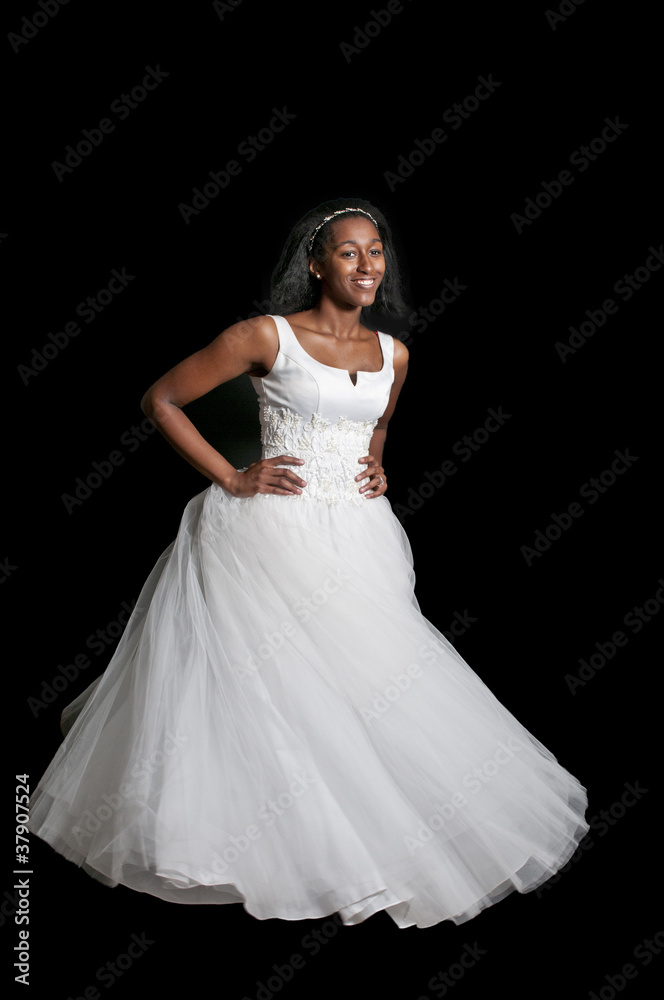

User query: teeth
[354,279,374,285]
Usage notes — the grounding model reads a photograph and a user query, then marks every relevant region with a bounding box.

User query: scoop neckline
[279,315,386,382]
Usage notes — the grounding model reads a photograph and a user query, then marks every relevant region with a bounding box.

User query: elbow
[141,390,178,426]
[140,389,155,420]
[140,387,165,423]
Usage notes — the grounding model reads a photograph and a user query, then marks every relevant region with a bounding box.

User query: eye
[340,248,383,257]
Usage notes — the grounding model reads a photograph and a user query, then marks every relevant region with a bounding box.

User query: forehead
[327,215,381,246]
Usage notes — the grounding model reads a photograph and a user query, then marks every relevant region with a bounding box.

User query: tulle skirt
[29,482,589,928]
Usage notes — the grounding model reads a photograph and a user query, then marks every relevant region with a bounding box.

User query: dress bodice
[247,315,395,505]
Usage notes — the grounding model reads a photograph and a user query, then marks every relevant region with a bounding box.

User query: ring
[378,476,384,485]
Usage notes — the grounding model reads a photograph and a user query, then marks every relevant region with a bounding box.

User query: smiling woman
[279,213,389,384]
[28,196,589,931]
[270,199,408,323]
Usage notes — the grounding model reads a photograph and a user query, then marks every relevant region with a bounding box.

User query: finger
[271,455,306,466]
[360,472,386,494]
[355,461,379,482]
[356,462,383,482]
[269,474,305,494]
[272,474,307,489]
[359,474,382,491]
[268,460,307,488]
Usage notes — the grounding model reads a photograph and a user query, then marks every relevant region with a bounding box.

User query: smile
[351,278,376,287]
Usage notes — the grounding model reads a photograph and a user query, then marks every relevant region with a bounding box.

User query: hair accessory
[307,208,379,254]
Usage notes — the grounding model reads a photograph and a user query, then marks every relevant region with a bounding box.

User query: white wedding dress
[28,315,589,928]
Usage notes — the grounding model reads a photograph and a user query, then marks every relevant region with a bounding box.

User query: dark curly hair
[269,197,410,323]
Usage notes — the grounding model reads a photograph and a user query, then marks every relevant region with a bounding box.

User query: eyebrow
[331,238,383,249]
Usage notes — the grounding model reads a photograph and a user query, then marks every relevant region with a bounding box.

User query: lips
[351,278,376,287]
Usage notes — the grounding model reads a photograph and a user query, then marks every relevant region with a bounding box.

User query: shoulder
[250,313,280,344]
[392,336,408,363]
[200,314,280,372]
[229,313,279,339]
[214,313,278,351]
[385,333,409,371]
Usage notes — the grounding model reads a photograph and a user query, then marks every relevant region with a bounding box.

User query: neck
[307,300,364,340]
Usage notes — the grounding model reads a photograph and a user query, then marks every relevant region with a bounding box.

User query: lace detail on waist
[258,405,378,506]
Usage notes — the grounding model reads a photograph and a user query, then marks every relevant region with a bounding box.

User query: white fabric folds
[29,316,589,928]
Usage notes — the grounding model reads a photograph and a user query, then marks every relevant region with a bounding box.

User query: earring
[316,273,321,278]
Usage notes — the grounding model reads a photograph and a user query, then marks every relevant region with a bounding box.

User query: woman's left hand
[356,455,387,497]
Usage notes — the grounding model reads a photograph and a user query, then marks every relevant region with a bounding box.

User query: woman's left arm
[357,337,409,494]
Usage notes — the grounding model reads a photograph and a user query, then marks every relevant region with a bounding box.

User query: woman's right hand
[223,456,307,498]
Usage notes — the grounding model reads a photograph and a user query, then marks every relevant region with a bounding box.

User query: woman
[29,198,589,929]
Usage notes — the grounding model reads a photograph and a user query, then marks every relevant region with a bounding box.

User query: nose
[355,251,379,274]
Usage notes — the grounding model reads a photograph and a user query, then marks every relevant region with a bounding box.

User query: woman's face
[310,215,386,309]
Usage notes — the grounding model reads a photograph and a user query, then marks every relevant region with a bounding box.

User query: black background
[3,1,662,997]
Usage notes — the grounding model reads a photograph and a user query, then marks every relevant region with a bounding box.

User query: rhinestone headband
[307,207,379,254]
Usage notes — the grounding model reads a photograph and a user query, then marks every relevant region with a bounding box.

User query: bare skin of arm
[140,317,408,499]
[356,336,409,497]
[140,315,307,498]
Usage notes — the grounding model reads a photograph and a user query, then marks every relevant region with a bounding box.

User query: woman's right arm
[140,316,306,497]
